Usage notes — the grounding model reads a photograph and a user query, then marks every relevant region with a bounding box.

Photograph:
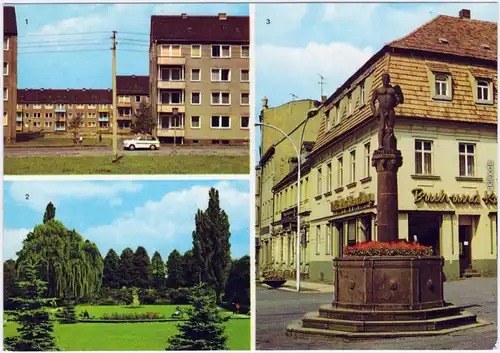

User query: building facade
[116,75,149,133]
[4,6,17,143]
[258,9,498,282]
[149,13,250,145]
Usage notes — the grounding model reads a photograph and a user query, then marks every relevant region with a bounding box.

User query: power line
[19,37,109,45]
[118,31,149,36]
[18,48,110,55]
[117,49,148,53]
[20,41,108,49]
[19,31,111,37]
[118,38,149,43]
[118,43,149,47]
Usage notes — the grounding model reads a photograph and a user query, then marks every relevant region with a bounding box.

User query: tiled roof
[117,75,149,95]
[388,15,497,61]
[4,6,17,36]
[18,89,112,104]
[150,14,249,43]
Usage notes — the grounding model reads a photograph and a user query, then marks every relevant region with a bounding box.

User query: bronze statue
[370,73,404,150]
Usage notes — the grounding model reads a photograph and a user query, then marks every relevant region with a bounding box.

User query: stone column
[372,149,403,242]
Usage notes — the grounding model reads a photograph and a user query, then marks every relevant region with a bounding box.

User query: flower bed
[343,241,433,257]
[100,312,165,321]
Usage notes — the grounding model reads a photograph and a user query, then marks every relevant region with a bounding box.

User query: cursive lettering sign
[412,188,497,206]
[331,192,375,213]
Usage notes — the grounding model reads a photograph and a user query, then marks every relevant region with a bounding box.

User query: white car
[123,136,161,151]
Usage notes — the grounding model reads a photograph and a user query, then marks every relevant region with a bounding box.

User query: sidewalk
[266,279,333,293]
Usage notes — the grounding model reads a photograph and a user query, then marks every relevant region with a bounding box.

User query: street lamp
[256,106,319,292]
[172,107,178,153]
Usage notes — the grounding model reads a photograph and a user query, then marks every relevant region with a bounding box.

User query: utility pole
[111,30,118,161]
[290,93,299,101]
[318,74,326,98]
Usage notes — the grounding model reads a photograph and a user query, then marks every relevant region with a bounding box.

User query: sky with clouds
[10,3,249,89]
[254,3,498,159]
[3,180,250,262]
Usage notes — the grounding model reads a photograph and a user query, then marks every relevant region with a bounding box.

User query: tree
[166,250,184,289]
[181,250,200,287]
[68,112,84,143]
[42,202,56,224]
[60,300,77,324]
[223,256,250,306]
[151,251,166,290]
[166,284,227,351]
[102,249,121,289]
[4,259,19,310]
[192,188,231,302]
[4,260,59,351]
[133,246,152,289]
[131,102,155,135]
[16,219,103,300]
[118,248,135,288]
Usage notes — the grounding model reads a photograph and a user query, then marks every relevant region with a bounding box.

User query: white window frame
[325,110,331,132]
[347,94,353,115]
[360,81,366,105]
[160,90,184,105]
[190,116,201,129]
[68,104,73,109]
[191,68,201,82]
[211,44,231,58]
[240,69,249,82]
[211,68,231,82]
[434,74,451,99]
[88,104,96,109]
[191,44,202,58]
[364,142,371,178]
[160,67,183,82]
[3,62,8,76]
[191,92,201,105]
[210,115,231,129]
[3,37,9,51]
[241,45,249,58]
[3,112,7,126]
[414,140,433,175]
[334,104,341,126]
[476,79,491,103]
[316,225,321,255]
[211,92,231,106]
[327,162,332,192]
[135,95,141,103]
[240,116,249,129]
[3,87,7,101]
[240,92,250,106]
[337,156,343,187]
[317,167,322,195]
[326,224,332,255]
[350,150,356,183]
[45,104,53,109]
[459,143,476,177]
[160,44,181,57]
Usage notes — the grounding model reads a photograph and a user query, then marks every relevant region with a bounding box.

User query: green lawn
[4,305,250,350]
[4,155,249,174]
[7,138,112,148]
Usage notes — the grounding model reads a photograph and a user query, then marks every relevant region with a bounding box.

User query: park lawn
[6,138,112,148]
[4,155,249,174]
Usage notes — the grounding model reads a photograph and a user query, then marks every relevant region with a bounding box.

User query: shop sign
[487,160,495,191]
[281,207,297,226]
[331,192,375,214]
[411,188,497,206]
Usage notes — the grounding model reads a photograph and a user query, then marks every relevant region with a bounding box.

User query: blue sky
[4,180,250,261]
[254,3,498,159]
[9,3,249,89]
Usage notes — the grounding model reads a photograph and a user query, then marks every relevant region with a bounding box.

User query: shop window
[347,220,357,246]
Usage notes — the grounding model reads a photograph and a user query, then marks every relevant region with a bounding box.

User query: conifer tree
[4,260,59,351]
[133,246,152,289]
[166,284,227,351]
[151,251,166,290]
[166,250,184,288]
[42,202,56,224]
[60,300,77,324]
[103,249,121,289]
[118,247,135,288]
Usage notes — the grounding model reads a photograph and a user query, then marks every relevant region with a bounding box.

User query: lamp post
[172,107,178,153]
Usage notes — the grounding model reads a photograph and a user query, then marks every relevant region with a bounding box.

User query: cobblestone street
[256,277,497,350]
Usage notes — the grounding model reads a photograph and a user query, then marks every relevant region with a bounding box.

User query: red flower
[343,241,433,257]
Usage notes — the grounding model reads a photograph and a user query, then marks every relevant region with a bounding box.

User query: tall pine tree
[102,249,121,289]
[166,284,227,351]
[151,251,166,290]
[181,250,200,287]
[193,188,231,302]
[4,259,19,310]
[4,260,59,351]
[42,202,56,224]
[166,250,184,288]
[118,248,135,288]
[133,246,152,289]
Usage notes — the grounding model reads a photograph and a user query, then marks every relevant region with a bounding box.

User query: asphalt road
[256,277,498,350]
[4,145,249,157]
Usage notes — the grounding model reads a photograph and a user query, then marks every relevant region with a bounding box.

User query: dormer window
[476,79,493,105]
[325,110,331,132]
[334,104,341,126]
[480,44,491,50]
[438,38,449,44]
[433,73,452,101]
[347,94,353,115]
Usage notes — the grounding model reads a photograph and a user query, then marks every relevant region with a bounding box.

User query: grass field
[4,305,250,350]
[4,155,249,174]
[7,138,112,148]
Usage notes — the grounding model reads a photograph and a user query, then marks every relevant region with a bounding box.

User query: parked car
[123,135,160,151]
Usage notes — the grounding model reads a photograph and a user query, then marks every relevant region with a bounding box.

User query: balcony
[55,106,66,113]
[157,128,185,138]
[98,116,109,122]
[16,105,22,111]
[98,106,110,112]
[55,126,66,131]
[157,80,186,90]
[118,115,133,120]
[157,104,185,114]
[117,101,131,107]
[157,56,186,66]
[16,115,23,122]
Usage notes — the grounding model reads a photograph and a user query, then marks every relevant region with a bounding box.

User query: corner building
[149,13,250,145]
[3,6,17,143]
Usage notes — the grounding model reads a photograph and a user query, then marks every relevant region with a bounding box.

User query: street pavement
[256,277,498,350]
[4,145,249,157]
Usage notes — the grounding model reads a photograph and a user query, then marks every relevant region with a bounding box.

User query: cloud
[3,228,31,260]
[9,181,142,212]
[85,181,249,252]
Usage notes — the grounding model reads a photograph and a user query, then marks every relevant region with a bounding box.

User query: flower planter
[263,279,287,288]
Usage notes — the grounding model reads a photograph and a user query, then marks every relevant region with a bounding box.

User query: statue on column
[370,73,404,151]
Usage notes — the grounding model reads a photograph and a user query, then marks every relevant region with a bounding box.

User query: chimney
[181,13,187,19]
[459,9,471,19]
[219,13,227,20]
[262,96,268,109]
[41,88,44,91]
[321,95,327,103]
[132,75,136,78]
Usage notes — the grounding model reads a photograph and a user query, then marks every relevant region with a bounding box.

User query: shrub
[169,288,191,304]
[343,241,433,257]
[100,312,165,320]
[263,271,285,281]
[139,289,157,305]
[97,296,117,306]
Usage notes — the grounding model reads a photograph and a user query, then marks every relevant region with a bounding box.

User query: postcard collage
[1,1,498,352]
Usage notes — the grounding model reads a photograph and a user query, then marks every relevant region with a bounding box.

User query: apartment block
[4,6,17,143]
[149,13,250,145]
[17,89,112,134]
[117,75,149,133]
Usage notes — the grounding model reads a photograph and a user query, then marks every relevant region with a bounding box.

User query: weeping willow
[16,220,103,300]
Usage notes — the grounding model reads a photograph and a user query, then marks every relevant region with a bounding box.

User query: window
[326,163,332,192]
[212,45,231,58]
[364,142,371,178]
[3,37,8,51]
[191,92,201,105]
[240,69,249,82]
[325,110,331,131]
[337,156,343,187]
[477,80,491,102]
[68,104,73,109]
[211,68,230,82]
[161,44,181,57]
[347,220,357,245]
[241,45,249,58]
[317,167,322,195]
[99,104,108,109]
[211,92,230,105]
[240,93,250,105]
[316,226,321,255]
[25,104,30,109]
[68,112,73,119]
[135,96,141,103]
[45,104,53,109]
[350,150,356,182]
[88,104,96,109]
[459,143,475,177]
[3,62,8,75]
[434,74,450,98]
[240,116,249,129]
[334,104,341,126]
[360,81,366,105]
[211,116,230,129]
[3,112,7,126]
[191,69,201,82]
[33,104,41,109]
[347,94,353,115]
[3,87,7,101]
[191,45,201,58]
[160,91,184,104]
[45,113,53,118]
[88,113,96,119]
[326,224,332,255]
[160,67,182,81]
[88,121,97,128]
[76,104,85,109]
[415,140,433,175]
[190,116,200,129]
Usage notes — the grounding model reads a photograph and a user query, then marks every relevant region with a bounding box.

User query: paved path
[256,277,497,350]
[4,145,249,157]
